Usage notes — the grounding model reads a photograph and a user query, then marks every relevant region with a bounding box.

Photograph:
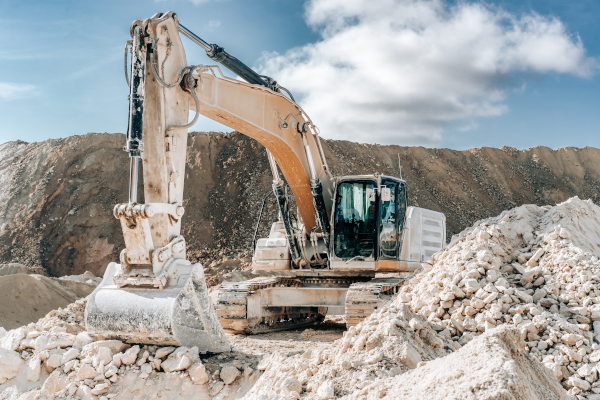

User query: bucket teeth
[85,260,231,353]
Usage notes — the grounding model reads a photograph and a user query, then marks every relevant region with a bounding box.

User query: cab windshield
[333,181,377,259]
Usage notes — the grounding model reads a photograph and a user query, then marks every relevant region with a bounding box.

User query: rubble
[397,197,600,398]
[2,197,600,399]
[0,298,262,399]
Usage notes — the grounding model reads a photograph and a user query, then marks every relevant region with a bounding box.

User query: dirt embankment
[1,132,599,277]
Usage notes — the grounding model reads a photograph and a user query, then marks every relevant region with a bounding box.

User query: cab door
[379,181,398,260]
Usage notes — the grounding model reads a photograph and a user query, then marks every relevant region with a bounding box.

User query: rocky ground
[1,197,600,399]
[1,132,599,280]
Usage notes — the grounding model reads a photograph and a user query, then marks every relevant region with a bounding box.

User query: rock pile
[400,196,600,398]
[247,197,600,399]
[0,299,261,399]
[246,303,461,399]
[2,196,600,399]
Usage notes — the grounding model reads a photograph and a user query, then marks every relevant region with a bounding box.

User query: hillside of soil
[1,132,599,278]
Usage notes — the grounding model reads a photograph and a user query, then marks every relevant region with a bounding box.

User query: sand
[0,274,97,330]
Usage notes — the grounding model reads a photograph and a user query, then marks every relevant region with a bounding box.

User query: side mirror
[366,188,375,202]
[381,187,391,202]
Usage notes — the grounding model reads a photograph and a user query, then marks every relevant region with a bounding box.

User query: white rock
[562,347,583,363]
[544,362,562,380]
[46,353,63,370]
[121,345,140,366]
[72,332,93,349]
[208,381,225,396]
[189,362,209,385]
[589,350,600,363]
[139,362,152,379]
[568,377,591,391]
[559,228,570,240]
[112,353,122,368]
[26,355,41,382]
[0,328,5,340]
[400,343,422,369]
[562,334,584,346]
[104,365,118,378]
[486,270,498,282]
[63,359,79,373]
[161,354,192,372]
[169,346,200,363]
[464,279,481,293]
[532,289,547,302]
[155,346,176,359]
[34,334,75,351]
[75,384,93,400]
[520,267,540,285]
[81,340,128,359]
[61,348,80,365]
[365,352,383,365]
[93,347,113,367]
[91,382,110,396]
[451,284,466,298]
[577,363,596,378]
[515,290,532,304]
[0,328,25,351]
[77,363,97,381]
[281,377,302,394]
[317,380,335,399]
[221,365,241,384]
[0,348,23,383]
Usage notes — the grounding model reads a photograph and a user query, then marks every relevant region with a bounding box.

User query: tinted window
[333,181,377,259]
[379,183,398,259]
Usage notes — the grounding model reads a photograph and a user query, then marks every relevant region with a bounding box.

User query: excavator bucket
[85,260,231,353]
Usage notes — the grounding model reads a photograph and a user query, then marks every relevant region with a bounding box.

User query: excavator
[85,12,446,353]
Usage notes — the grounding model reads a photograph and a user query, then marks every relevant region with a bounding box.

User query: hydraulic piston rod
[125,24,145,204]
[177,23,275,91]
[129,157,139,203]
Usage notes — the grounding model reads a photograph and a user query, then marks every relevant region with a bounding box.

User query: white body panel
[252,221,291,270]
[400,206,446,264]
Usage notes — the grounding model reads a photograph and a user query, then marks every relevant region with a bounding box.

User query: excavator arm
[85,12,335,351]
[132,12,334,266]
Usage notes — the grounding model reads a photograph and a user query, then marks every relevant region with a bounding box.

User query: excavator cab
[330,175,410,270]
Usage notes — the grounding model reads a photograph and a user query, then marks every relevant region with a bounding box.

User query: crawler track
[345,277,404,328]
[217,275,405,333]
[216,277,327,334]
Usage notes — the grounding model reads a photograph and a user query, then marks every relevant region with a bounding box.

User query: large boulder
[0,347,23,384]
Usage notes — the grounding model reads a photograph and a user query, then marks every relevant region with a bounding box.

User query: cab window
[333,181,377,259]
[379,182,398,259]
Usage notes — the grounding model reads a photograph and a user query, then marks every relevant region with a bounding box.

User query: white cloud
[258,0,597,145]
[155,0,219,5]
[0,82,36,100]
[204,20,221,32]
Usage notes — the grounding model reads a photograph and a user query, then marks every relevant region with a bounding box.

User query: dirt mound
[1,133,600,279]
[0,274,97,330]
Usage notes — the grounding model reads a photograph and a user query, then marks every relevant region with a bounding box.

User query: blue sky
[0,0,598,150]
